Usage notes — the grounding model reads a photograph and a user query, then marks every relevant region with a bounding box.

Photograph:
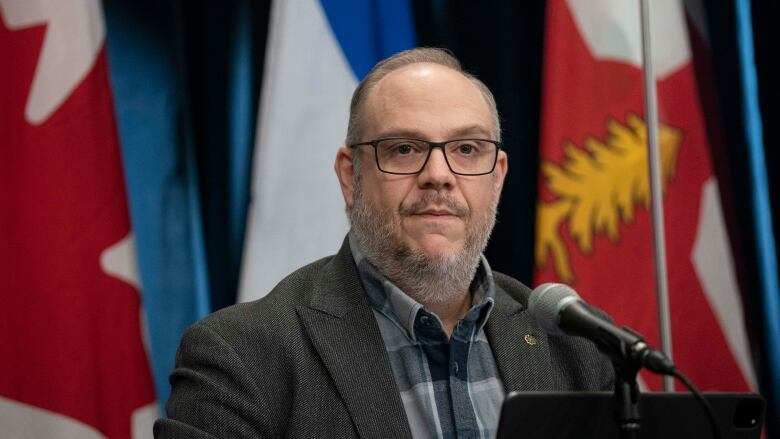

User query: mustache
[399,194,469,218]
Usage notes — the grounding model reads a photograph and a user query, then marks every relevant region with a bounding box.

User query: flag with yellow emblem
[535,0,756,391]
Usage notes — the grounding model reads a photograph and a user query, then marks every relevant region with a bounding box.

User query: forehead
[362,63,494,139]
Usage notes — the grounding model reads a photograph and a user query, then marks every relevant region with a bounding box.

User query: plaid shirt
[349,234,505,439]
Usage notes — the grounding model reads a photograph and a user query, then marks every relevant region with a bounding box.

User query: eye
[397,143,415,155]
[457,143,476,155]
[384,140,424,155]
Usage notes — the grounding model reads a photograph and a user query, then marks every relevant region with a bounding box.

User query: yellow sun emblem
[535,113,683,282]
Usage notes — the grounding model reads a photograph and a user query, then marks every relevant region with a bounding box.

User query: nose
[417,147,455,189]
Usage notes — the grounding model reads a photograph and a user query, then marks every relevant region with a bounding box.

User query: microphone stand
[613,360,641,439]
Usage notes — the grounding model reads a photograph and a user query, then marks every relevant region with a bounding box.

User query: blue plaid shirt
[349,234,505,439]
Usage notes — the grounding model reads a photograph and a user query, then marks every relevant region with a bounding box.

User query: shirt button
[420,315,431,326]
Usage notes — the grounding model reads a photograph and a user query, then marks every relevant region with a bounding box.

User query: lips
[417,208,457,216]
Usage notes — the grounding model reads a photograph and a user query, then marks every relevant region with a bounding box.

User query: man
[155,48,613,439]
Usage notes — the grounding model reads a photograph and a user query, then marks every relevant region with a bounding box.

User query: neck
[407,285,472,338]
[429,290,472,338]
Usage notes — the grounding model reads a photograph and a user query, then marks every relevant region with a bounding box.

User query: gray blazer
[155,238,613,438]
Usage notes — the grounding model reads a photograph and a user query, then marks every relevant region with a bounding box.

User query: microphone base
[613,363,641,439]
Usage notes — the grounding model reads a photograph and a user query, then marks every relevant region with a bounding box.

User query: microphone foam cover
[528,283,581,335]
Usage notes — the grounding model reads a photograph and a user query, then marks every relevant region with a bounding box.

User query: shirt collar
[348,231,496,341]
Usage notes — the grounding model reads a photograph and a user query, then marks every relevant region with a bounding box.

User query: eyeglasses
[349,137,502,176]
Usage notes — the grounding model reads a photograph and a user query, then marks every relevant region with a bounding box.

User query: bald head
[360,62,495,145]
[345,48,501,146]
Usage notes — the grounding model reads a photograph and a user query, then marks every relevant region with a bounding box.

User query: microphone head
[528,283,581,335]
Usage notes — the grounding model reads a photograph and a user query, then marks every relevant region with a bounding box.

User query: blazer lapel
[486,286,555,392]
[298,240,412,439]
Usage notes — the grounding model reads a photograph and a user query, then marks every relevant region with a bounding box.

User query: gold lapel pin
[524,334,538,346]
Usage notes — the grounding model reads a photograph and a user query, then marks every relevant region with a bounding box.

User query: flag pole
[639,0,675,391]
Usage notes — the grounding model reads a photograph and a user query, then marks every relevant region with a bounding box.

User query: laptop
[496,391,765,439]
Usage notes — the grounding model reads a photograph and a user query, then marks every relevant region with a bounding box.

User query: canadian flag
[0,0,157,437]
[535,0,756,391]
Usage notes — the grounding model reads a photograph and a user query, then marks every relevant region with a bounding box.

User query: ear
[334,146,356,207]
[494,150,508,191]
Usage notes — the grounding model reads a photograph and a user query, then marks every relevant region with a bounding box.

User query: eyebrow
[375,124,494,140]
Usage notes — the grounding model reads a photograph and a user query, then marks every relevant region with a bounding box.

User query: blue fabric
[319,0,417,80]
[735,0,780,423]
[104,1,211,405]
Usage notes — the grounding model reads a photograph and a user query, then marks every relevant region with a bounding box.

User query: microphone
[528,283,675,375]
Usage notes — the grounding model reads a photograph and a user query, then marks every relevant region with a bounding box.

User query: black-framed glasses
[349,137,502,176]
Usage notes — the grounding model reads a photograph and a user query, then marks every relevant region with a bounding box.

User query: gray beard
[347,177,499,305]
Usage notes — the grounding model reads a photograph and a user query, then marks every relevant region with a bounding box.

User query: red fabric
[535,0,750,391]
[0,11,155,438]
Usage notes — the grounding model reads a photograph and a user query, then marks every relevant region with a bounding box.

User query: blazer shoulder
[190,253,339,343]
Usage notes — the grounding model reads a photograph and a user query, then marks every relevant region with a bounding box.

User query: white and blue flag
[239,0,415,301]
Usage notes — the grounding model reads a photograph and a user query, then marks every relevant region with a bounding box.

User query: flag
[0,0,157,436]
[535,0,756,391]
[238,0,415,302]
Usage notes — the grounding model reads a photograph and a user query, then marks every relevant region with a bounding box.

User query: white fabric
[239,0,354,302]
[566,0,690,79]
[0,0,105,124]
[0,396,107,439]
